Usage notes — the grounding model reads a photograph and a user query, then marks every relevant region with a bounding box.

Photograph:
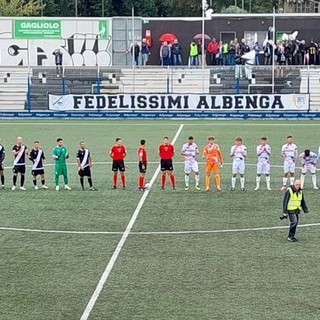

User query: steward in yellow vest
[281,180,308,242]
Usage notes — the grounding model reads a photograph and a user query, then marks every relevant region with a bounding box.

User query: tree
[0,0,41,16]
[221,5,248,13]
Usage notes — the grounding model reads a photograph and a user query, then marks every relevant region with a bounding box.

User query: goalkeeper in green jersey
[52,138,71,191]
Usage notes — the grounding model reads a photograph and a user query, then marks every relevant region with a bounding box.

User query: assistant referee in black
[281,179,308,242]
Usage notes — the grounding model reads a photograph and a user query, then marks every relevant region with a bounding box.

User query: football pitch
[0,119,320,320]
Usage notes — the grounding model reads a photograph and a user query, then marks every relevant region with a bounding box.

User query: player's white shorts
[257,161,270,175]
[184,160,199,174]
[283,160,295,173]
[301,164,316,174]
[232,160,245,174]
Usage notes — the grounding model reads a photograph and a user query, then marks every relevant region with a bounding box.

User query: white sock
[300,174,305,189]
[289,177,295,185]
[185,174,189,186]
[256,176,260,187]
[231,177,236,188]
[240,177,245,188]
[195,174,199,186]
[266,176,271,188]
[282,177,288,186]
[312,174,317,188]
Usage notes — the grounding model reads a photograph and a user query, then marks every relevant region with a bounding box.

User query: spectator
[217,41,224,65]
[222,41,229,65]
[171,39,183,66]
[160,41,171,66]
[307,39,318,65]
[253,42,260,65]
[227,40,236,65]
[240,39,250,65]
[141,38,150,66]
[127,42,140,66]
[189,41,198,66]
[53,49,63,75]
[197,40,205,66]
[275,41,285,77]
[207,38,219,65]
[263,40,273,65]
[284,40,294,65]
[297,40,306,65]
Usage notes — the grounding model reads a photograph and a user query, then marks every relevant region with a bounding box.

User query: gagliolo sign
[14,19,61,38]
[49,93,310,111]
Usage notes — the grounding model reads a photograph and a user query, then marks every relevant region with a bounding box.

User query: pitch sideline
[0,223,320,236]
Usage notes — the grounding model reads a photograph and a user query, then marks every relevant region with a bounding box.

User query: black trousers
[288,210,300,238]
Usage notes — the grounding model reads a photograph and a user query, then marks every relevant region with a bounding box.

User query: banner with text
[49,93,310,111]
[14,19,61,39]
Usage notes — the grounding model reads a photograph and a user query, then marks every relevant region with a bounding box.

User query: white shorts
[184,160,199,174]
[283,160,295,173]
[232,160,245,174]
[301,164,316,174]
[257,161,270,174]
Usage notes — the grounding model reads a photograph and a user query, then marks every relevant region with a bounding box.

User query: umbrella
[193,33,211,42]
[159,33,177,43]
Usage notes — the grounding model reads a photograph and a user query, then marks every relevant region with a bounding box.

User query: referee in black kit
[280,179,309,242]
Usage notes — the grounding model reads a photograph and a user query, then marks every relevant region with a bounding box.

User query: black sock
[80,177,84,189]
[1,175,4,185]
[41,179,45,185]
[88,177,93,187]
[33,179,37,186]
[21,175,25,187]
[13,175,17,186]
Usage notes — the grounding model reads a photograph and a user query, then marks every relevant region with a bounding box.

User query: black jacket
[283,186,308,214]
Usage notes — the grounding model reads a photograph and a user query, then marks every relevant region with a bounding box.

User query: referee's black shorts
[112,160,125,172]
[160,159,173,171]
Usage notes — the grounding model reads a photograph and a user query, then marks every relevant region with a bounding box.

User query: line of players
[0,134,318,191]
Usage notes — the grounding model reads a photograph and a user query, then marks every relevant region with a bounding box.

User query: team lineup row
[0,135,318,191]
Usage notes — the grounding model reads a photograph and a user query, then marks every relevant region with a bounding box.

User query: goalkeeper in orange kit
[202,136,223,191]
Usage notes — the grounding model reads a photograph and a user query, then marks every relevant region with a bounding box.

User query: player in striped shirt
[29,141,48,190]
[230,137,247,191]
[280,135,298,191]
[181,136,200,191]
[138,139,147,191]
[76,141,97,191]
[299,149,318,190]
[254,137,271,191]
[12,136,29,191]
[0,142,5,189]
[202,136,223,191]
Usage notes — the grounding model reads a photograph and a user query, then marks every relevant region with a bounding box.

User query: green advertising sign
[14,20,61,39]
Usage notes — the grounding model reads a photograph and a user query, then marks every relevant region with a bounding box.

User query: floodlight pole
[201,0,206,93]
[75,0,78,17]
[132,7,135,93]
[272,7,275,94]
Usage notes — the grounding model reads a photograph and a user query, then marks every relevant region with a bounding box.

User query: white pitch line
[0,223,319,236]
[79,123,184,320]
[0,226,123,235]
[130,223,320,235]
[0,122,319,126]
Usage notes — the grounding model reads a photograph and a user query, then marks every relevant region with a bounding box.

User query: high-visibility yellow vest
[287,188,303,210]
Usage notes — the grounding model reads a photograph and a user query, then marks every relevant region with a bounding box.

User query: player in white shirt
[280,135,298,191]
[299,149,318,190]
[230,137,247,191]
[254,137,271,191]
[180,136,200,191]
